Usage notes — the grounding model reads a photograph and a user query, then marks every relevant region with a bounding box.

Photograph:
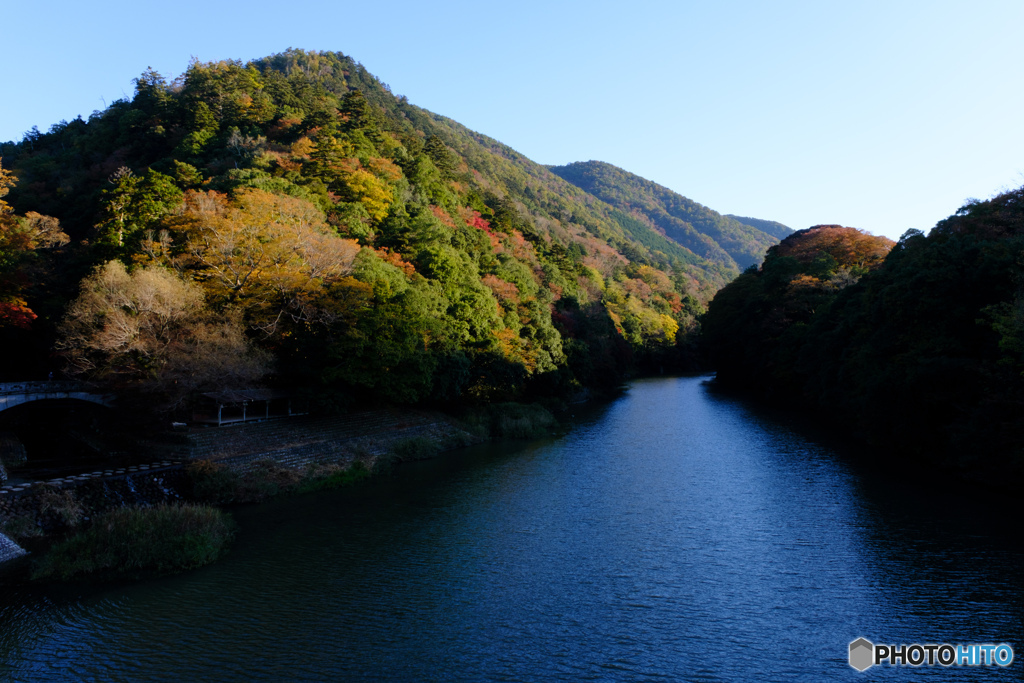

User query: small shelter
[192,389,299,426]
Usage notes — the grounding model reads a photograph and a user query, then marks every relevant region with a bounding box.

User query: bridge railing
[0,381,91,395]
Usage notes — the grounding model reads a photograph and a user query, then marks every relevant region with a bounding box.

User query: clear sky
[2,0,1022,240]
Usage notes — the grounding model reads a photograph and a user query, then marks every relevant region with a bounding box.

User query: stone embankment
[0,531,26,565]
[182,409,476,473]
[0,463,188,539]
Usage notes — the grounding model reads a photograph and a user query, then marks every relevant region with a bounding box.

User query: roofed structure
[192,389,301,426]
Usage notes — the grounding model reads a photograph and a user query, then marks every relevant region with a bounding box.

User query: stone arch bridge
[0,381,115,413]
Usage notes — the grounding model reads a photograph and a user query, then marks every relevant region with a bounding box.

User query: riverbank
[0,401,561,578]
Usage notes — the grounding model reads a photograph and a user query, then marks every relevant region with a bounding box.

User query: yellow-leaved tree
[166,188,361,334]
[342,169,393,222]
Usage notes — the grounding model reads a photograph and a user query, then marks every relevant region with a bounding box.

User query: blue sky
[2,0,1022,240]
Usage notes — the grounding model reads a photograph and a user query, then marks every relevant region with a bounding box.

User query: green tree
[95,167,182,259]
[339,89,371,131]
[424,135,457,179]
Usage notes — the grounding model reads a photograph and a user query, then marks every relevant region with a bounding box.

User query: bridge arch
[0,382,115,414]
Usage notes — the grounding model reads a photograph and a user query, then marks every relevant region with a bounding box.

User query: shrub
[392,436,442,461]
[32,503,235,581]
[187,460,240,503]
[188,457,372,501]
[38,486,84,528]
[235,460,303,501]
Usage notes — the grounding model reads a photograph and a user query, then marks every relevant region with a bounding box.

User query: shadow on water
[701,373,1022,516]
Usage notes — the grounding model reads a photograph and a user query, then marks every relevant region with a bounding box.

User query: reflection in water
[1,376,1021,681]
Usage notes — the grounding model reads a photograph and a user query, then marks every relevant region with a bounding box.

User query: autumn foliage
[57,261,270,407]
[0,49,754,406]
[769,225,893,271]
[0,158,67,332]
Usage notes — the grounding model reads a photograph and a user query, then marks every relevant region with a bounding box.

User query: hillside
[549,161,783,270]
[702,192,1024,484]
[725,214,793,240]
[0,49,761,407]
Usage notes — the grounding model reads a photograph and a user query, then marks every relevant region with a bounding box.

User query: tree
[0,159,68,329]
[168,189,361,334]
[769,225,893,276]
[341,170,392,221]
[175,100,219,158]
[95,167,182,258]
[0,158,16,216]
[701,225,894,391]
[132,67,171,116]
[307,131,350,183]
[57,260,270,408]
[423,135,457,179]
[339,89,371,131]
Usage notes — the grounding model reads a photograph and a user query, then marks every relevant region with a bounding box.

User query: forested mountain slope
[725,214,793,240]
[0,49,773,409]
[702,193,1024,485]
[549,161,783,270]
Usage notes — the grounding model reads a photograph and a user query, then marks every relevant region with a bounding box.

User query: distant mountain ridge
[549,161,784,270]
[725,214,793,240]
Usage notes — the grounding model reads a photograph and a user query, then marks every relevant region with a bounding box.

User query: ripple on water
[1,376,1021,681]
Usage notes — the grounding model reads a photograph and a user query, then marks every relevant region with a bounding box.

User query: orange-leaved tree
[166,188,361,334]
[0,158,68,329]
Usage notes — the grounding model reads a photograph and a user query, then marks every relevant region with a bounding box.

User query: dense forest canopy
[0,49,785,410]
[702,193,1024,483]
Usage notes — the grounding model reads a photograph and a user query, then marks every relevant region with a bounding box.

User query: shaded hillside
[549,161,782,270]
[0,49,714,406]
[703,192,1024,485]
[725,214,792,240]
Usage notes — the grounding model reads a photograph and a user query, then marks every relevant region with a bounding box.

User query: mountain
[549,161,783,270]
[725,215,793,240]
[0,49,777,406]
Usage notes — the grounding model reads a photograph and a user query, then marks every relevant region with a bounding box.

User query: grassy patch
[295,461,372,493]
[187,458,372,503]
[32,503,235,581]
[460,402,559,439]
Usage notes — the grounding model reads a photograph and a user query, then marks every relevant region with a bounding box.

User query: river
[1,376,1021,681]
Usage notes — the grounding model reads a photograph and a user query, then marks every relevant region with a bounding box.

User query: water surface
[1,376,1020,681]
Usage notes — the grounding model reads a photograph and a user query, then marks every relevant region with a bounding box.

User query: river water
[1,376,1021,681]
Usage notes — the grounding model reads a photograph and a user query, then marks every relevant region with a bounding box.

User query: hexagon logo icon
[849,638,874,671]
